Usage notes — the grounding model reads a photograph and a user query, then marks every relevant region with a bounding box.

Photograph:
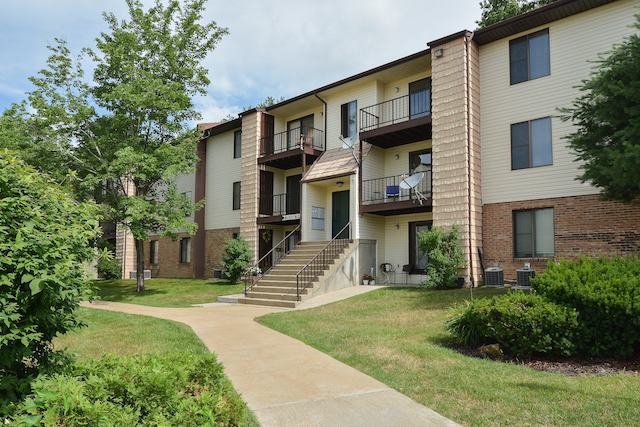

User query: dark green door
[332,190,350,239]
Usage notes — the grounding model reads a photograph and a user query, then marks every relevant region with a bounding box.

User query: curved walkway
[82,286,461,427]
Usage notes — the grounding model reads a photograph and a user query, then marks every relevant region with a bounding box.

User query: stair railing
[295,222,352,301]
[243,226,301,295]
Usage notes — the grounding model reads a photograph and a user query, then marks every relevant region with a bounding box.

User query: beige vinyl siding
[205,130,242,230]
[359,213,385,271]
[362,145,385,181]
[176,172,196,223]
[382,212,433,285]
[384,140,432,177]
[382,70,431,101]
[301,182,327,241]
[324,81,378,150]
[480,0,638,204]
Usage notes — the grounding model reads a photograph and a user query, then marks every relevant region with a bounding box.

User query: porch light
[434,48,444,58]
[395,154,399,160]
[395,224,400,230]
[336,181,344,187]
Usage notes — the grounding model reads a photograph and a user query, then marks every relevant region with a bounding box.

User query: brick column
[240,110,261,260]
[430,33,482,285]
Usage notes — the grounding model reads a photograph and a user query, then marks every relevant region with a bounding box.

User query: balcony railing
[260,126,324,156]
[259,192,301,217]
[360,89,431,132]
[361,169,432,206]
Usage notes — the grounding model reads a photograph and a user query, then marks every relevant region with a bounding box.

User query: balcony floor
[360,198,432,216]
[258,147,322,169]
[359,115,432,149]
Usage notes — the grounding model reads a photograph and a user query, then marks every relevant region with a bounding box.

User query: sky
[0,0,482,123]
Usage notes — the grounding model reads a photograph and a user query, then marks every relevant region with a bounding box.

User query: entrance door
[332,190,350,239]
[409,78,431,119]
[259,170,274,215]
[286,174,302,215]
[261,114,275,155]
[258,229,273,271]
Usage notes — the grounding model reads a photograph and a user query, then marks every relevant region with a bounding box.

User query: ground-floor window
[180,238,191,263]
[409,221,432,274]
[513,207,554,258]
[149,240,158,264]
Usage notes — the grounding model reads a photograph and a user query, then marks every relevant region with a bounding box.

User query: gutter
[465,31,476,288]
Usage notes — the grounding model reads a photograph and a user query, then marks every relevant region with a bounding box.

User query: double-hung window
[510,29,550,85]
[511,117,552,170]
[513,208,554,258]
[341,100,357,138]
[232,181,241,210]
[234,130,242,159]
[180,238,191,263]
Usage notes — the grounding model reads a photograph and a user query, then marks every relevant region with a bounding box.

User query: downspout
[465,31,476,288]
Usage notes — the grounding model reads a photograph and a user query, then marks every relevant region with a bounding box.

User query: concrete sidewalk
[82,286,461,427]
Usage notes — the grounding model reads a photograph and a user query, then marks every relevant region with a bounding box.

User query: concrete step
[237,297,297,309]
[245,291,300,301]
[248,286,309,295]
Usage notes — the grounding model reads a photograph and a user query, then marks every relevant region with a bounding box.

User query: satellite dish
[339,134,358,149]
[338,134,360,166]
[399,172,427,206]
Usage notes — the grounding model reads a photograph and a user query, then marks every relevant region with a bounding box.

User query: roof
[201,118,241,138]
[301,143,372,183]
[429,0,619,48]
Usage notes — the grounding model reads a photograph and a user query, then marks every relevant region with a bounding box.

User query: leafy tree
[418,225,467,288]
[221,236,253,285]
[0,152,99,405]
[222,95,285,122]
[5,0,228,292]
[561,15,640,205]
[477,0,558,28]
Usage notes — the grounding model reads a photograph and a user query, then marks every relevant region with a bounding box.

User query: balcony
[258,192,301,225]
[359,89,431,148]
[360,170,432,216]
[259,126,324,169]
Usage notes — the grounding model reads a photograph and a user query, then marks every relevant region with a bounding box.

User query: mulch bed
[449,344,640,377]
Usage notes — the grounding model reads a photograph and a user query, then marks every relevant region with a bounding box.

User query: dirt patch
[449,344,640,377]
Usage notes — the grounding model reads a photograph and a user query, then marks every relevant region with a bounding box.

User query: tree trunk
[135,238,145,293]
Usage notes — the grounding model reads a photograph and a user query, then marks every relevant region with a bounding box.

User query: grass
[93,278,244,307]
[53,308,210,360]
[257,287,640,427]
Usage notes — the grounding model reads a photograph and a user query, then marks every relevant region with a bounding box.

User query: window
[409,221,432,274]
[510,29,550,84]
[514,208,554,258]
[149,241,158,264]
[234,130,242,158]
[341,100,357,138]
[409,78,431,119]
[511,117,552,170]
[311,206,325,231]
[180,238,191,263]
[232,181,241,210]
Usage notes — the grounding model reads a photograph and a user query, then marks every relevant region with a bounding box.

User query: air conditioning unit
[213,269,225,279]
[513,267,536,289]
[129,270,151,280]
[484,267,504,288]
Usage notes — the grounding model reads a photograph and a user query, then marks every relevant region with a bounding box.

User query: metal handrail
[259,192,301,217]
[359,88,431,132]
[295,222,352,301]
[260,126,325,156]
[361,169,432,205]
[243,226,301,295]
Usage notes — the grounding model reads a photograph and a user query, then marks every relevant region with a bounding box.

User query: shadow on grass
[95,285,169,302]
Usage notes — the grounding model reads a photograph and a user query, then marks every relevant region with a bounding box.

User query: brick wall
[144,227,240,279]
[204,227,240,278]
[483,194,640,280]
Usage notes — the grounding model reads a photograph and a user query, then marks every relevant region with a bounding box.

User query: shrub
[445,292,579,358]
[0,153,99,405]
[96,256,122,280]
[418,225,467,288]
[5,352,248,427]
[221,236,253,285]
[533,256,640,358]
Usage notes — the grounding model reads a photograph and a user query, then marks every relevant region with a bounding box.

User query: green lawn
[53,307,210,360]
[93,278,244,307]
[257,287,640,427]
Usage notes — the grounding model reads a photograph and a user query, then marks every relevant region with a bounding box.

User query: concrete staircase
[237,241,351,308]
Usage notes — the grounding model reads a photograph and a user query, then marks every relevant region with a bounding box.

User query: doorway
[286,174,302,215]
[332,190,350,239]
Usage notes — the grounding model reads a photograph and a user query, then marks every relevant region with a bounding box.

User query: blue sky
[0,0,481,123]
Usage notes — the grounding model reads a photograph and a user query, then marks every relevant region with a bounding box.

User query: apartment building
[118,0,640,293]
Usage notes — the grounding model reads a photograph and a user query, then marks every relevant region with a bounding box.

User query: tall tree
[561,16,640,205]
[8,0,228,292]
[476,0,558,28]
